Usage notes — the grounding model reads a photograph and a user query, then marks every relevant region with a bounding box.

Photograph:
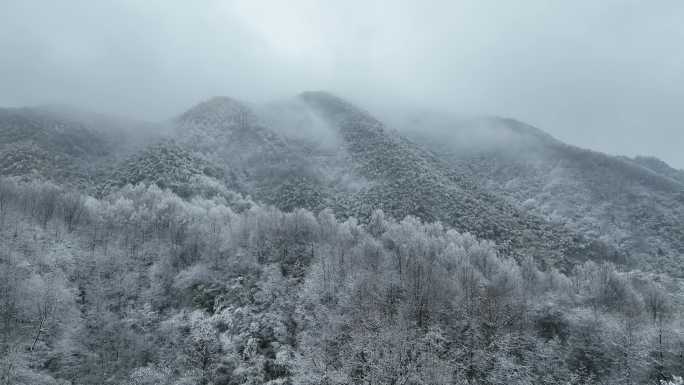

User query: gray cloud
[1,0,683,167]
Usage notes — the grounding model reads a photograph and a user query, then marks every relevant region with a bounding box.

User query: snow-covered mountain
[398,113,684,275]
[3,92,684,384]
[1,93,681,274]
[0,106,161,191]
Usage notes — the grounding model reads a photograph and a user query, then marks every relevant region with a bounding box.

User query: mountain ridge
[2,93,681,274]
[400,113,684,275]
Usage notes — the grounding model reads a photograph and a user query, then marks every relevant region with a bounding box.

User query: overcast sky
[1,0,683,167]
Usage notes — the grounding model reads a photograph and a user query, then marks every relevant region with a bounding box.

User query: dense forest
[399,115,684,276]
[3,1,684,383]
[2,176,683,384]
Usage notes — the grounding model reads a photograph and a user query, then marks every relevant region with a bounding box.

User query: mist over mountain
[396,113,684,275]
[1,90,683,384]
[6,1,684,382]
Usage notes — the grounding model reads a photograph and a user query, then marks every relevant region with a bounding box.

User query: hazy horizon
[2,0,683,168]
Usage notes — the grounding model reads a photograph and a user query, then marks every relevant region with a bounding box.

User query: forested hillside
[630,156,684,185]
[0,107,110,188]
[298,92,622,268]
[2,177,683,384]
[5,0,684,382]
[0,107,162,192]
[173,97,335,213]
[399,115,684,276]
[2,93,684,384]
[0,96,629,270]
[97,141,225,199]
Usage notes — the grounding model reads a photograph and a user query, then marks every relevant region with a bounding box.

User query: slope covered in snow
[400,114,684,275]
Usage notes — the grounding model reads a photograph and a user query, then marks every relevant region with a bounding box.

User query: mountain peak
[299,90,342,101]
[299,91,367,119]
[178,96,256,127]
